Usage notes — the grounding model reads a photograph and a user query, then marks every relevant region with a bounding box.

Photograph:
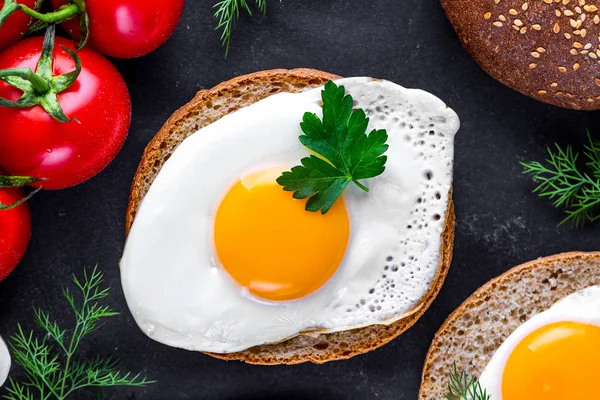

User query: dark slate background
[1,1,600,399]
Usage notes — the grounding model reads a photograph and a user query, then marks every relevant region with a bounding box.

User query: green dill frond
[521,133,600,226]
[214,0,281,56]
[446,364,490,400]
[3,266,154,399]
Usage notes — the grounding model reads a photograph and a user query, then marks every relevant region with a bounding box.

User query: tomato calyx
[0,0,90,49]
[0,175,42,210]
[0,24,81,122]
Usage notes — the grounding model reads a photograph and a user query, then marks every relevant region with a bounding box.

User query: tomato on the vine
[50,0,184,58]
[0,0,36,51]
[0,26,131,189]
[0,184,31,281]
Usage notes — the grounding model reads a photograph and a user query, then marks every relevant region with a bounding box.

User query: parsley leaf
[277,81,389,214]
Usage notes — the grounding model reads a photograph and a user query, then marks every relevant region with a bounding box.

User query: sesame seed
[484,12,492,19]
[510,8,518,15]
[493,21,504,27]
[595,78,600,86]
[531,51,541,58]
[514,19,523,26]
[574,63,581,71]
[553,23,560,33]
[571,48,580,55]
[574,41,584,48]
[522,2,529,10]
[537,47,546,53]
[585,5,598,11]
[533,24,542,31]
[588,98,594,103]
[520,26,527,34]
[558,66,568,72]
[538,90,547,95]
[543,0,552,3]
[581,29,588,38]
[499,14,507,21]
[556,10,562,17]
[594,15,600,24]
[591,52,598,59]
[575,6,582,13]
[565,33,572,39]
[551,82,559,87]
[565,10,575,16]
[585,43,593,49]
[529,63,537,68]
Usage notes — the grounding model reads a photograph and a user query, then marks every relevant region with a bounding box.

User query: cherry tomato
[51,0,184,58]
[0,36,131,189]
[0,0,36,51]
[0,185,31,281]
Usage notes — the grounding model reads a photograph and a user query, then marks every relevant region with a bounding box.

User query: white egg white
[479,285,600,398]
[120,77,460,353]
[0,334,10,387]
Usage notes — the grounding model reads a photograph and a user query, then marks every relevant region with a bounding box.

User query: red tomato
[0,36,131,189]
[50,0,184,58]
[0,0,36,51]
[0,186,31,281]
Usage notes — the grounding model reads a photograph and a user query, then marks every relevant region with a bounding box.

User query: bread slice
[419,252,600,399]
[125,69,455,364]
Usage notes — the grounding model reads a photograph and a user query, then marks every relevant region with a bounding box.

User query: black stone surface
[1,1,600,399]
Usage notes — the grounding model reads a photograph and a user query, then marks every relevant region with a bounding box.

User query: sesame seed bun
[442,0,600,109]
[125,69,455,364]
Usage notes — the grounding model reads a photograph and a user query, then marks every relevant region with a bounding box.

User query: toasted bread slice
[419,252,600,399]
[125,69,455,364]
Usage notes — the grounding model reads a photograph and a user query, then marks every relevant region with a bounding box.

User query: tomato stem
[19,2,81,23]
[0,0,20,25]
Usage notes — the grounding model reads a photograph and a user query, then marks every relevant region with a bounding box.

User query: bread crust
[419,251,600,399]
[125,69,455,364]
[442,0,600,110]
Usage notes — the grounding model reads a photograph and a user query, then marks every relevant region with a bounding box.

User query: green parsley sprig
[3,266,153,400]
[521,132,600,226]
[446,365,490,400]
[214,0,282,56]
[277,81,389,214]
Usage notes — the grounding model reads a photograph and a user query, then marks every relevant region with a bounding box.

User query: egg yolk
[213,168,350,301]
[502,321,600,399]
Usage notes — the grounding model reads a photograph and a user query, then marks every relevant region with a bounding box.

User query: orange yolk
[502,321,600,400]
[213,168,350,301]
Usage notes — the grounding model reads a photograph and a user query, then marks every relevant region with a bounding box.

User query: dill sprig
[446,364,490,400]
[521,132,600,226]
[3,266,154,400]
[213,0,281,56]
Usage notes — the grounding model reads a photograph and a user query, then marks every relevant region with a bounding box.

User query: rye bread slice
[419,252,600,399]
[125,69,455,364]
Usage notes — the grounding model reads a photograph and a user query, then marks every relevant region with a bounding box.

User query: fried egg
[0,334,9,387]
[120,78,459,353]
[479,285,600,399]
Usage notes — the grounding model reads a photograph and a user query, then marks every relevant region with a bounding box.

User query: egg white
[0,335,10,387]
[120,78,459,353]
[479,285,600,398]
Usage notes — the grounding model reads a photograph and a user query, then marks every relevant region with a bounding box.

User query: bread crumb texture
[126,69,456,364]
[419,252,600,400]
[442,0,600,109]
